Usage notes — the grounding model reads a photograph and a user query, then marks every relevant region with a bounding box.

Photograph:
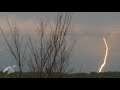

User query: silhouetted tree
[27,12,75,78]
[0,19,27,78]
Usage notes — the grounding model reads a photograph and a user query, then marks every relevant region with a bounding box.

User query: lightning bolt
[99,37,108,73]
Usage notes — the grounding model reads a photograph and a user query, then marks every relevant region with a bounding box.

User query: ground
[0,71,120,78]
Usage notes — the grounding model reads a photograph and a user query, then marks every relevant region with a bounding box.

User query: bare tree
[0,20,27,78]
[0,12,75,78]
[27,12,75,78]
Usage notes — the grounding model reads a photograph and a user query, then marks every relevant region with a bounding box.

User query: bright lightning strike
[99,37,108,73]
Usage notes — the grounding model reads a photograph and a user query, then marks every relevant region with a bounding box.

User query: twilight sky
[0,12,120,73]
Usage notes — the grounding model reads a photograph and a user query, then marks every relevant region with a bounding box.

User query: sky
[0,12,120,73]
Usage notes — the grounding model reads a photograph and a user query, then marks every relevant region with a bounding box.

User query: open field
[0,72,120,78]
[0,12,120,78]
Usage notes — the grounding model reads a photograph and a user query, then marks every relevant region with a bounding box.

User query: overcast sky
[0,12,120,73]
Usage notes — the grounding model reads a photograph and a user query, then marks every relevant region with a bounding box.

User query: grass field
[0,71,120,78]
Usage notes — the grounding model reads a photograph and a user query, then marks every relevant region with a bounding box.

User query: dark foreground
[0,71,120,78]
